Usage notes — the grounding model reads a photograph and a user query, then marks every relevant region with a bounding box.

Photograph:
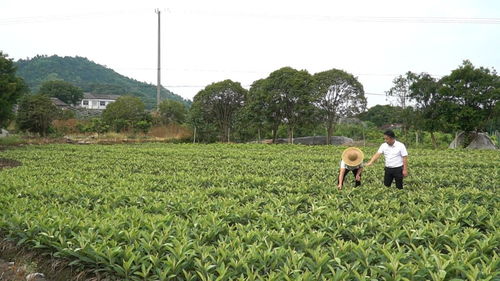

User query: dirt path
[0,258,46,281]
[0,240,106,281]
[0,243,49,281]
[0,258,24,281]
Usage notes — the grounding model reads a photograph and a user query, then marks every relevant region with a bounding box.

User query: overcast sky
[1,0,499,107]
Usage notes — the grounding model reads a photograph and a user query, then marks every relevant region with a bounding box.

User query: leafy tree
[313,69,367,145]
[38,80,83,106]
[191,80,247,142]
[271,67,315,143]
[485,101,500,133]
[158,99,187,125]
[408,73,446,148]
[386,72,416,109]
[16,94,59,136]
[438,60,499,135]
[387,72,418,134]
[102,96,146,132]
[0,51,28,127]
[244,79,275,142]
[248,67,315,143]
[187,101,218,143]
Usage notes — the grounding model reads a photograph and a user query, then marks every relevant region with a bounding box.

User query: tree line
[188,61,498,147]
[190,67,367,144]
[1,51,498,147]
[384,61,499,147]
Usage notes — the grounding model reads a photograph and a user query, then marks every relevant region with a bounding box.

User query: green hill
[15,55,190,109]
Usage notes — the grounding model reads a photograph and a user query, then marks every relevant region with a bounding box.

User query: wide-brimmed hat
[341,147,364,166]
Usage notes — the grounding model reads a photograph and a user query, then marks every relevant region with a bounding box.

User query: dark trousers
[384,166,403,189]
[341,168,361,187]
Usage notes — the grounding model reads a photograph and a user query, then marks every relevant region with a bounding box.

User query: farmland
[0,144,499,280]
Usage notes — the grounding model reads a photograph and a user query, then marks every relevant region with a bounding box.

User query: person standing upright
[366,130,408,189]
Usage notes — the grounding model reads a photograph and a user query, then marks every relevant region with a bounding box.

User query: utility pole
[155,9,161,111]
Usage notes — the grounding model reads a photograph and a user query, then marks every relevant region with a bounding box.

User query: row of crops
[0,144,498,280]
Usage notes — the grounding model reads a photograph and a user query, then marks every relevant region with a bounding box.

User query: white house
[80,93,120,110]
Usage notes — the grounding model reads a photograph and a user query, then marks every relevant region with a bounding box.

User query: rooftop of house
[83,93,121,100]
[50,97,70,107]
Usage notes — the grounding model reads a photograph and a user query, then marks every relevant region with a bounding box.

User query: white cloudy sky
[1,0,499,107]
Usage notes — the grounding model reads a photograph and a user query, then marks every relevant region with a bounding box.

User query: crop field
[0,144,499,280]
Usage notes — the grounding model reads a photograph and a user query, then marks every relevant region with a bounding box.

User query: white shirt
[377,140,408,168]
[340,160,363,170]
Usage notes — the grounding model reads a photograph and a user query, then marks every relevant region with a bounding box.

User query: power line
[2,10,500,25]
[317,16,500,24]
[172,9,500,24]
[0,10,144,25]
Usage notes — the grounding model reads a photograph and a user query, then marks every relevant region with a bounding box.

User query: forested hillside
[15,55,190,109]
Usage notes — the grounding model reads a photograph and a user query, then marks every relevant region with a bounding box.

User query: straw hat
[341,147,364,166]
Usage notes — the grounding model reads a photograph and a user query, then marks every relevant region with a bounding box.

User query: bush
[134,120,152,134]
[16,94,60,136]
[88,118,109,135]
[112,119,129,133]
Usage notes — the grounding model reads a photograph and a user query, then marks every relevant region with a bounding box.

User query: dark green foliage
[190,80,247,142]
[358,105,406,127]
[238,79,271,141]
[438,60,499,133]
[383,61,498,148]
[102,96,147,132]
[16,94,59,136]
[313,69,367,144]
[38,80,83,106]
[158,99,187,125]
[187,101,219,143]
[246,67,315,142]
[407,73,447,148]
[485,102,500,133]
[134,120,153,134]
[15,55,190,109]
[87,118,109,135]
[0,51,28,127]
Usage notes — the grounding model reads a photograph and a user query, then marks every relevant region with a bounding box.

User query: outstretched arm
[366,152,382,166]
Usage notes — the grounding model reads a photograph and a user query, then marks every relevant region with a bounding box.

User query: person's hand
[403,169,408,177]
[355,175,361,181]
[337,184,342,191]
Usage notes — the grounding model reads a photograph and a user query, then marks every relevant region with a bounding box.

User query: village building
[79,93,120,110]
[49,97,71,110]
